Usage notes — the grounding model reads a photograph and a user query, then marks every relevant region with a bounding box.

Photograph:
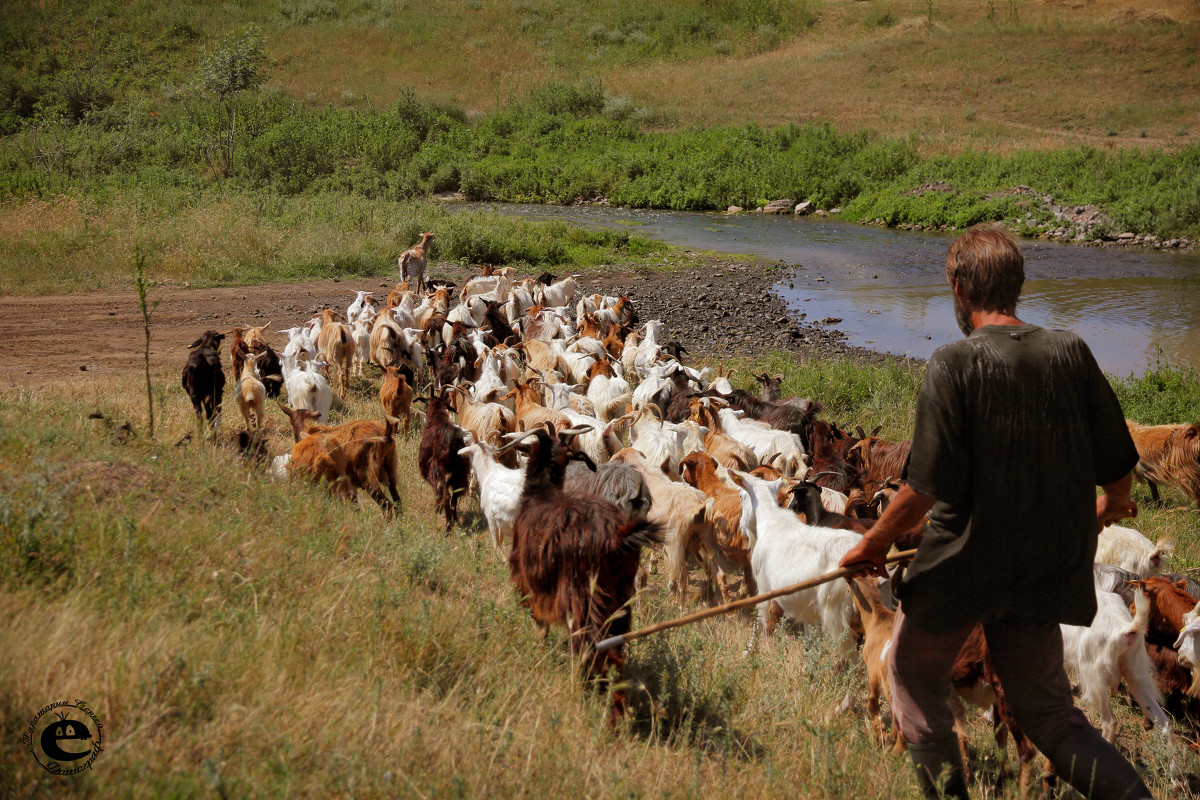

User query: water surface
[482,204,1200,375]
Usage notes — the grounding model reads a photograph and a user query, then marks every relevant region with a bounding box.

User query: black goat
[182,330,226,433]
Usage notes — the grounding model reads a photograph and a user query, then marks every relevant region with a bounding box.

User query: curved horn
[495,428,541,454]
[558,425,595,438]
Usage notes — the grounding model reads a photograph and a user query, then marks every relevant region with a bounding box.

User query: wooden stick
[595,549,918,653]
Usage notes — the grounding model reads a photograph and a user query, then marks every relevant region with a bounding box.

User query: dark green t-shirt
[897,324,1139,633]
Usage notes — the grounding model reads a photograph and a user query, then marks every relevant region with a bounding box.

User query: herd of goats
[177,234,1200,788]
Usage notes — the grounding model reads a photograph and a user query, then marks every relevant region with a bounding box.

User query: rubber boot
[907,739,969,800]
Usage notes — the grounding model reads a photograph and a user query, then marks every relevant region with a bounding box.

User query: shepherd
[840,226,1150,800]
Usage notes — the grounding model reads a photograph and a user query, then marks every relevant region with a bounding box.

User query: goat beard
[953,293,975,338]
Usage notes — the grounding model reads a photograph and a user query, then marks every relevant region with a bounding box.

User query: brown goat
[279,405,402,519]
[399,232,435,293]
[1127,420,1200,506]
[381,365,414,436]
[316,309,356,397]
[416,391,471,533]
[849,435,913,497]
[679,452,755,602]
[502,425,663,725]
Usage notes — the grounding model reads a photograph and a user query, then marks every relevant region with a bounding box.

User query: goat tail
[1124,586,1151,647]
[618,518,665,552]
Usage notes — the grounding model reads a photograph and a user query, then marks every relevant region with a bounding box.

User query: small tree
[133,250,159,438]
[198,26,268,177]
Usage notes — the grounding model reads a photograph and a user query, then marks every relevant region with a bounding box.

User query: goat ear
[188,337,204,349]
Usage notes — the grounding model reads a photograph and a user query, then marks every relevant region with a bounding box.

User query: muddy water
[485,204,1200,375]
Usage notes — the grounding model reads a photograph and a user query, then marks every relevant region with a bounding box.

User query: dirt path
[0,259,893,388]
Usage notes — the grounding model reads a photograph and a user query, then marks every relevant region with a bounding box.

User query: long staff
[595,549,918,653]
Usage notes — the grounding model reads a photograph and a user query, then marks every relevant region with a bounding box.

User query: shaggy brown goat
[416,391,471,533]
[1127,420,1200,506]
[501,425,663,725]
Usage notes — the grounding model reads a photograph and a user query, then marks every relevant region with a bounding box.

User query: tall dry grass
[1,350,1196,797]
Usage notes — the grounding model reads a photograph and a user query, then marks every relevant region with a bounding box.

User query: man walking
[839,225,1151,799]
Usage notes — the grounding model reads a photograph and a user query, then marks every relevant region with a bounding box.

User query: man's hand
[839,483,936,577]
[839,534,891,578]
[1097,472,1138,528]
[1097,492,1137,527]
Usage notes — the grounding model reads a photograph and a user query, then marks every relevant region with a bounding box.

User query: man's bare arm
[838,484,937,577]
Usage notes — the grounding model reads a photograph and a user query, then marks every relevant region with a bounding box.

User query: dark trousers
[889,607,1152,800]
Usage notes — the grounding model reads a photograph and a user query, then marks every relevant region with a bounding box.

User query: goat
[255,342,284,399]
[347,291,375,324]
[399,232,435,293]
[235,350,267,431]
[284,358,333,424]
[1127,420,1200,506]
[732,472,860,649]
[182,330,226,435]
[417,390,472,532]
[848,435,912,496]
[228,326,251,388]
[806,419,861,492]
[316,309,355,397]
[1095,524,1170,575]
[459,441,525,549]
[447,385,516,455]
[688,397,759,471]
[500,425,663,725]
[537,275,579,308]
[279,405,402,519]
[679,452,755,603]
[381,365,414,436]
[564,461,652,522]
[1060,586,1171,741]
[716,407,806,478]
[610,448,725,607]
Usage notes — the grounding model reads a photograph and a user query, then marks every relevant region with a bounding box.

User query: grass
[0,193,670,295]
[2,1,1200,263]
[1,352,1197,796]
[3,0,1197,153]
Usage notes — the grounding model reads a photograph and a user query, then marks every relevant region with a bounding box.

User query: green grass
[2,1,1200,264]
[1,353,1196,796]
[0,192,671,295]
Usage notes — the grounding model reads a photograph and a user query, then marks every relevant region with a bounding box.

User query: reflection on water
[477,203,1200,375]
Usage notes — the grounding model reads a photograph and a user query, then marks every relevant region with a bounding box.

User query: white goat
[1095,524,1170,575]
[587,372,632,423]
[347,291,375,324]
[1175,607,1200,696]
[734,473,860,651]
[717,407,807,478]
[459,442,525,549]
[284,359,333,423]
[350,319,372,377]
[538,275,579,308]
[279,327,315,380]
[1061,586,1172,741]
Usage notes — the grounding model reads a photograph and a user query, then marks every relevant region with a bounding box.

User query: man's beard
[953,293,974,337]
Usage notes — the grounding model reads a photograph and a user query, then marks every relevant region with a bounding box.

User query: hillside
[3,0,1199,152]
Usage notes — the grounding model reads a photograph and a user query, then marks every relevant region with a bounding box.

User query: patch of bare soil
[0,257,897,388]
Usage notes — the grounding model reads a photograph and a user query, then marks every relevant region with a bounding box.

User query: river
[481,204,1200,376]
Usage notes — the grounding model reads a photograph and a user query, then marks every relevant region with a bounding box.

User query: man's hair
[945,225,1025,312]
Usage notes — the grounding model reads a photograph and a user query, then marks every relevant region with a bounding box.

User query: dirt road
[0,259,882,388]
